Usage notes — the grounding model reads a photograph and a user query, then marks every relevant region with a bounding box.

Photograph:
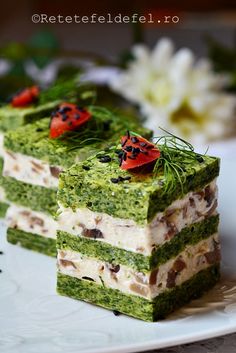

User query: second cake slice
[3,106,150,256]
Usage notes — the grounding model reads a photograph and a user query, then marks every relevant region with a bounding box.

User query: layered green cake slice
[2,106,151,255]
[56,132,220,321]
[0,90,58,217]
[0,79,82,132]
[0,80,82,217]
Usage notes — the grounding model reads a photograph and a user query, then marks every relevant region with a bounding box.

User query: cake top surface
[0,79,79,112]
[58,132,220,224]
[0,80,80,132]
[0,101,58,115]
[4,107,151,168]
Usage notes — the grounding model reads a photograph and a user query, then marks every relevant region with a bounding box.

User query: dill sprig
[59,125,106,151]
[88,105,117,121]
[59,105,116,151]
[39,79,96,105]
[152,128,204,195]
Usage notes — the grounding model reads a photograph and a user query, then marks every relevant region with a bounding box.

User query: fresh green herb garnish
[39,79,96,105]
[60,105,116,151]
[153,128,204,195]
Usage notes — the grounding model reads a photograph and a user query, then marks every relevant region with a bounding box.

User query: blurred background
[0,0,236,154]
[0,0,236,56]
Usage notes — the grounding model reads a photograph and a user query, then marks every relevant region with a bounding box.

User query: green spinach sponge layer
[0,156,4,175]
[58,150,220,225]
[0,78,88,132]
[0,201,8,218]
[57,264,220,321]
[7,228,56,257]
[0,101,60,132]
[0,156,9,217]
[1,176,57,215]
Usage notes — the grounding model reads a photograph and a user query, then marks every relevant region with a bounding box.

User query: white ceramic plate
[0,159,236,353]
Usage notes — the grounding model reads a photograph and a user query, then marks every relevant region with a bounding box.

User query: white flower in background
[109,38,236,146]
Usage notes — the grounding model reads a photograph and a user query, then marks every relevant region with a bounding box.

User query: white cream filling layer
[58,233,220,300]
[57,180,218,255]
[3,150,62,188]
[6,204,57,239]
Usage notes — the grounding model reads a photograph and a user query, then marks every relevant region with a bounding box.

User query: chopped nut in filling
[57,233,220,300]
[6,204,57,239]
[3,150,62,188]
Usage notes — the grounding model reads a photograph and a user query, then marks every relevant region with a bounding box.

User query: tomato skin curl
[11,86,40,107]
[49,103,91,139]
[120,134,160,170]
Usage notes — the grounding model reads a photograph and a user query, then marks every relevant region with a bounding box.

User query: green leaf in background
[57,66,81,81]
[0,30,59,101]
[39,78,97,106]
[0,42,33,101]
[28,30,59,68]
[119,18,144,68]
[1,42,28,61]
[207,37,236,92]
